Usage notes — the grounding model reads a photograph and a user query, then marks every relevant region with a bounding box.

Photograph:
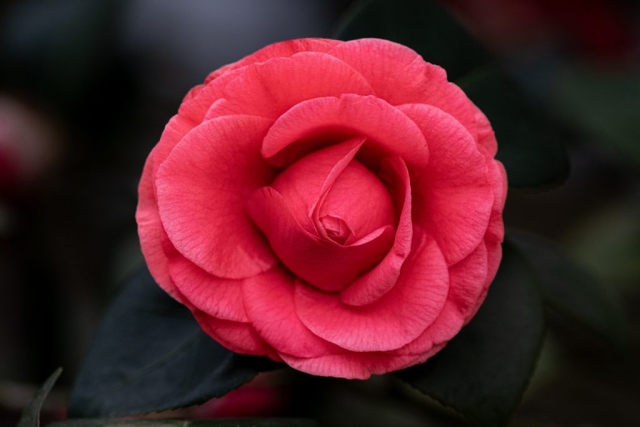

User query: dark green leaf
[49,419,321,427]
[396,243,545,426]
[464,71,570,189]
[68,266,280,418]
[553,67,640,169]
[18,368,62,427]
[508,230,628,349]
[335,0,569,188]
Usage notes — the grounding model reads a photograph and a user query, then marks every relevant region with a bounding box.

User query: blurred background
[0,0,638,425]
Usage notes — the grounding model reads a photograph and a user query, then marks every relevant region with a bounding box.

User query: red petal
[247,187,394,292]
[242,266,341,358]
[401,103,493,265]
[206,52,374,120]
[326,38,477,139]
[167,252,248,322]
[295,234,449,352]
[193,311,273,357]
[204,38,341,83]
[271,137,365,233]
[340,156,413,306]
[261,94,429,170]
[156,115,278,279]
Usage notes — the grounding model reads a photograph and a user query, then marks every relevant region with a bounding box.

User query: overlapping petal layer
[137,37,507,379]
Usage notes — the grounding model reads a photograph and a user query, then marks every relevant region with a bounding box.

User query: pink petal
[242,266,342,358]
[280,348,441,380]
[474,108,498,157]
[167,252,248,322]
[400,104,493,265]
[261,94,429,170]
[295,233,449,352]
[247,187,395,292]
[271,137,365,233]
[206,52,374,120]
[204,38,341,84]
[392,301,464,356]
[193,311,273,357]
[156,115,278,279]
[326,38,477,139]
[340,156,413,306]
[447,242,489,322]
[485,159,507,243]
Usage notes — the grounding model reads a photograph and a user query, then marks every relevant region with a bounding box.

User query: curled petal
[400,103,493,264]
[242,266,342,358]
[447,242,489,322]
[280,344,445,380]
[207,52,374,120]
[295,234,449,352]
[340,156,413,306]
[261,94,429,170]
[248,187,394,292]
[327,38,477,138]
[271,137,365,232]
[204,38,341,83]
[167,252,248,323]
[156,115,278,279]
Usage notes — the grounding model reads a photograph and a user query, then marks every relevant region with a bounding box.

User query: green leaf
[553,67,640,169]
[335,0,569,189]
[507,230,628,349]
[49,419,321,427]
[68,266,280,418]
[17,368,62,427]
[396,243,545,426]
[463,71,570,189]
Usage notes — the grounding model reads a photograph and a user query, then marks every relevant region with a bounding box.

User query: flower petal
[156,115,278,279]
[340,155,413,306]
[167,251,248,322]
[204,38,341,83]
[295,233,449,352]
[207,52,374,120]
[242,266,341,358]
[271,137,365,233]
[327,38,477,138]
[400,103,493,264]
[247,187,394,292]
[261,94,429,170]
[280,344,444,379]
[193,311,273,357]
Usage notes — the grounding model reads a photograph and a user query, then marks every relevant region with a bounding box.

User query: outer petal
[167,252,248,323]
[193,312,273,357]
[247,187,394,292]
[156,115,278,279]
[204,38,341,83]
[340,155,412,306]
[242,266,342,358]
[400,103,493,265]
[447,242,489,322]
[207,52,374,120]
[261,94,429,170]
[280,344,445,380]
[326,38,477,139]
[295,234,449,352]
[137,67,250,296]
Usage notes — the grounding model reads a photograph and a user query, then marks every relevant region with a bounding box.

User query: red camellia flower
[136,38,507,379]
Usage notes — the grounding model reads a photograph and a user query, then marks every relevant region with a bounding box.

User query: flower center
[319,214,353,245]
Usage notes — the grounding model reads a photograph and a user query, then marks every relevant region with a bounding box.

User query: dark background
[0,0,639,425]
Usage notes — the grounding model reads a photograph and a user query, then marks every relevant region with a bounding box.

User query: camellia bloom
[136,38,506,379]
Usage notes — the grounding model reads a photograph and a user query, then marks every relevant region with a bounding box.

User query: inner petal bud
[320,214,353,245]
[315,160,396,244]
